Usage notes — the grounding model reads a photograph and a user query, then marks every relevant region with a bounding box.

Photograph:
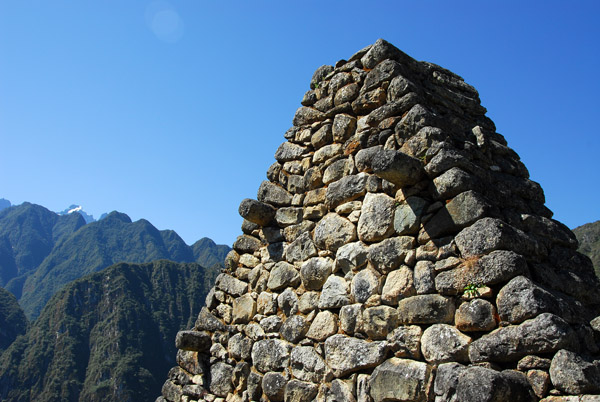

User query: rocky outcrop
[159,39,600,402]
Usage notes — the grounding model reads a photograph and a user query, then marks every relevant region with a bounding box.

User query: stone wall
[158,39,600,402]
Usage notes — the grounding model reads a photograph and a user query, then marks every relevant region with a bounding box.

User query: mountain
[0,260,218,402]
[573,220,600,278]
[0,287,27,353]
[192,237,231,268]
[0,203,86,291]
[0,202,230,320]
[0,199,10,212]
[18,211,197,319]
[57,205,96,224]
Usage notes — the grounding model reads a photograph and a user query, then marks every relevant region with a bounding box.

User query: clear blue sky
[1,1,599,246]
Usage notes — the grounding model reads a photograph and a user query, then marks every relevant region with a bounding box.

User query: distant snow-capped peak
[58,204,96,224]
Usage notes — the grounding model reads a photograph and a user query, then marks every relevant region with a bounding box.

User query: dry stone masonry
[158,39,600,402]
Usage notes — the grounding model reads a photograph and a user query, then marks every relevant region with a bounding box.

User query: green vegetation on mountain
[0,260,218,402]
[573,220,600,278]
[192,237,231,268]
[0,205,230,320]
[0,203,85,291]
[0,287,27,353]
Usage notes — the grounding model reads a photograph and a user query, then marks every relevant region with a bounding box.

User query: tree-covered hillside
[574,220,600,278]
[0,260,218,402]
[0,287,27,353]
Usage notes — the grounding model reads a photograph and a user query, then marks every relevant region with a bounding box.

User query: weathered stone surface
[319,275,350,309]
[238,198,276,226]
[355,146,383,173]
[228,333,253,361]
[313,143,343,164]
[215,273,248,297]
[233,234,262,254]
[332,113,357,142]
[362,305,398,340]
[311,124,333,149]
[424,190,490,238]
[518,355,552,371]
[175,330,211,352]
[455,217,542,258]
[306,310,338,341]
[251,339,292,373]
[352,87,387,114]
[293,106,326,126]
[209,362,233,397]
[387,325,422,359]
[370,149,424,188]
[335,241,368,273]
[298,291,319,314]
[277,288,299,317]
[275,141,307,162]
[285,231,318,263]
[497,276,560,324]
[314,213,357,252]
[257,180,293,206]
[413,260,435,294]
[369,358,431,402]
[291,346,329,383]
[394,196,428,235]
[527,369,550,399]
[260,315,282,333]
[300,257,333,290]
[368,236,414,273]
[262,372,287,402]
[432,167,477,200]
[275,207,303,227]
[549,349,600,395]
[162,381,183,401]
[381,266,416,305]
[284,380,319,402]
[195,307,227,332]
[435,250,528,295]
[325,173,368,208]
[280,315,309,343]
[455,298,497,332]
[421,324,471,364]
[469,313,576,363]
[351,268,380,303]
[323,158,353,185]
[247,372,263,401]
[232,294,256,324]
[325,334,388,377]
[361,38,410,70]
[267,261,300,291]
[257,291,277,316]
[358,193,395,242]
[397,294,455,324]
[340,303,362,335]
[455,366,536,402]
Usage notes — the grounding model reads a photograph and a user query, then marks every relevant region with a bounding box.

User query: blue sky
[1,1,599,246]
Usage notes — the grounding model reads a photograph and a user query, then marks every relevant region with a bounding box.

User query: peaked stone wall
[158,39,600,402]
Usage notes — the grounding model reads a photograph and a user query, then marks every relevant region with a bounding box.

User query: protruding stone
[175,330,211,352]
[209,362,234,397]
[496,275,559,324]
[387,325,422,359]
[284,380,319,402]
[394,196,428,235]
[469,313,576,363]
[285,231,318,263]
[232,294,256,324]
[368,236,414,273]
[381,266,416,305]
[370,149,424,188]
[262,372,287,402]
[362,305,398,340]
[215,273,249,297]
[257,181,293,207]
[325,173,368,208]
[238,198,276,226]
[280,315,309,343]
[335,241,368,273]
[274,142,307,162]
[351,268,380,303]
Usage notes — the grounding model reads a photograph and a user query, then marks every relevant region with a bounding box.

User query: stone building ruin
[158,39,600,402]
